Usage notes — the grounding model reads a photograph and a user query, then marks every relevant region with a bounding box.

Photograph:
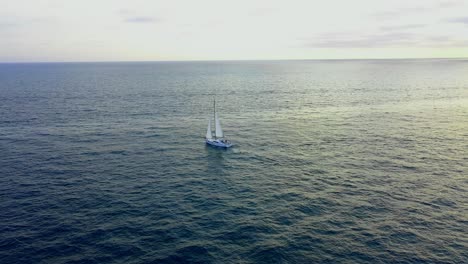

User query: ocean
[0,59,467,263]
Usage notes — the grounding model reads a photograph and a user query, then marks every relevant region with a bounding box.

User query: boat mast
[213,98,216,139]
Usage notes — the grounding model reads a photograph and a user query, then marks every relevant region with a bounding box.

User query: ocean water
[0,59,467,264]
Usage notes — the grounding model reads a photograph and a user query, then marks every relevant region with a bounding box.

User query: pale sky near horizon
[1,0,468,62]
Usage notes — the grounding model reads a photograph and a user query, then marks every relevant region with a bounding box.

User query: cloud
[438,1,464,8]
[248,8,275,16]
[373,7,428,20]
[380,24,426,31]
[0,17,54,30]
[305,32,417,48]
[373,2,465,21]
[124,16,160,23]
[118,8,132,15]
[446,16,468,24]
[304,32,468,48]
[0,22,17,28]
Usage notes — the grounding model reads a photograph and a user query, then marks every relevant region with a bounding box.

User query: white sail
[206,119,212,139]
[215,113,224,138]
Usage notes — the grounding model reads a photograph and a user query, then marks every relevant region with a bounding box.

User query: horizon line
[1,57,467,64]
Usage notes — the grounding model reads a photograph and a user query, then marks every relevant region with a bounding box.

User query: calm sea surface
[0,60,467,263]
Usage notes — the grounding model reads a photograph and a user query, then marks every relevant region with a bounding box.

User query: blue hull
[206,139,233,148]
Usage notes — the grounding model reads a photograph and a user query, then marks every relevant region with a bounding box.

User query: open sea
[0,59,467,263]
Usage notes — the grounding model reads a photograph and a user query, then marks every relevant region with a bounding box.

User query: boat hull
[206,139,233,148]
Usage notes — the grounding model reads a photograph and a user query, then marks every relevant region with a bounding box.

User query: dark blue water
[1,60,467,263]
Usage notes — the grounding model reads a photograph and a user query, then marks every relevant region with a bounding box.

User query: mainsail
[205,98,232,148]
[215,113,224,138]
[206,119,213,139]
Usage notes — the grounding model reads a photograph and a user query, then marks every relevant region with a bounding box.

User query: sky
[1,0,468,62]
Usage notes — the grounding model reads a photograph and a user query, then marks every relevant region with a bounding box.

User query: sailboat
[205,99,233,148]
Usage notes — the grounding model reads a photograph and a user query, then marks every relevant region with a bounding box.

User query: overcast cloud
[1,0,467,61]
